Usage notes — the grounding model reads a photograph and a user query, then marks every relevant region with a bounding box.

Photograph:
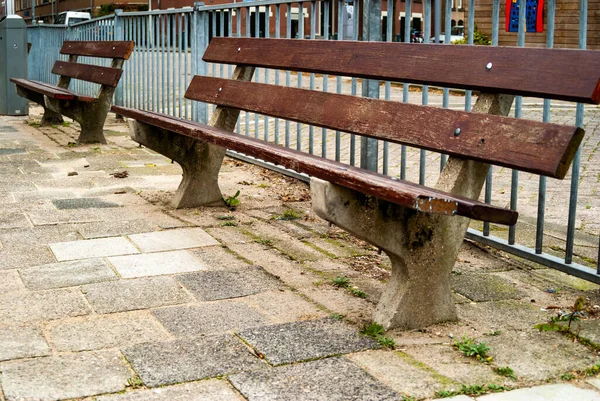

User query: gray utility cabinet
[0,15,28,116]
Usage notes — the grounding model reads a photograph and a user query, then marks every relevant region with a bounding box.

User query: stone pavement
[1,106,600,400]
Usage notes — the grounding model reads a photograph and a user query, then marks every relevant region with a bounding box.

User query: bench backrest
[52,40,135,92]
[191,38,600,179]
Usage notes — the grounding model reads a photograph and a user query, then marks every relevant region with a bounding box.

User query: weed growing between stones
[221,221,238,227]
[332,275,350,288]
[435,384,506,398]
[493,366,516,380]
[217,215,236,220]
[350,287,367,298]
[275,208,303,220]
[360,322,396,349]
[453,336,492,362]
[223,190,241,209]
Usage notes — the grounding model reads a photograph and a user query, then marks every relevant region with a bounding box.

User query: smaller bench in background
[12,40,135,144]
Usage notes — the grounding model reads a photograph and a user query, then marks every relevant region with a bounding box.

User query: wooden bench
[112,38,600,330]
[12,40,135,144]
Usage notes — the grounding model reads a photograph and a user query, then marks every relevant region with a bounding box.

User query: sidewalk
[0,106,600,400]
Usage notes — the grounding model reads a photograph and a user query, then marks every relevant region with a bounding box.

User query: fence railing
[26,0,600,283]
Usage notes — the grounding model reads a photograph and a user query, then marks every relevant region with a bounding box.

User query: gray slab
[477,384,600,401]
[0,213,30,229]
[52,197,121,209]
[128,228,219,253]
[230,356,400,401]
[0,288,89,323]
[48,312,169,352]
[108,250,207,278]
[0,245,55,270]
[237,318,379,366]
[121,334,267,387]
[451,274,524,302]
[75,219,156,239]
[0,225,80,247]
[153,301,269,336]
[177,267,281,301]
[189,247,251,270]
[19,258,117,290]
[82,276,191,314]
[28,209,102,226]
[95,380,245,401]
[50,236,140,261]
[0,326,51,362]
[0,351,131,400]
[0,148,25,155]
[0,270,24,293]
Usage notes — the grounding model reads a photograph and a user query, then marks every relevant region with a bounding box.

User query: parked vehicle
[433,25,465,43]
[54,11,91,26]
[410,29,424,43]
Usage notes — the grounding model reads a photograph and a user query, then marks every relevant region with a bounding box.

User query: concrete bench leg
[311,93,515,330]
[129,120,226,208]
[41,108,65,126]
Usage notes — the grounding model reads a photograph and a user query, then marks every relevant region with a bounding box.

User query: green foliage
[350,288,367,299]
[360,322,396,349]
[332,275,350,288]
[217,215,236,221]
[560,373,575,381]
[27,120,40,128]
[221,221,238,227]
[401,396,417,401]
[275,208,302,220]
[453,27,491,45]
[435,384,506,398]
[66,142,76,148]
[97,4,116,17]
[329,313,344,320]
[126,376,143,389]
[223,190,241,209]
[62,121,70,127]
[494,366,516,380]
[453,336,491,361]
[255,238,273,246]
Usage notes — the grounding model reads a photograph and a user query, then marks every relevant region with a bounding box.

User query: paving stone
[431,397,475,401]
[476,384,600,401]
[0,225,80,247]
[0,271,24,293]
[50,236,140,261]
[237,318,379,366]
[0,213,30,229]
[48,312,169,352]
[75,219,156,239]
[229,356,400,401]
[587,377,600,391]
[128,228,219,253]
[82,276,191,314]
[177,267,281,301]
[189,247,251,270]
[108,250,207,278]
[19,258,117,290]
[153,301,269,336]
[95,380,245,401]
[0,351,131,400]
[52,197,121,210]
[121,334,267,387]
[0,245,56,270]
[0,326,51,362]
[0,289,89,323]
[451,274,524,302]
[28,209,102,226]
[0,148,25,155]
[239,290,327,323]
[347,350,445,399]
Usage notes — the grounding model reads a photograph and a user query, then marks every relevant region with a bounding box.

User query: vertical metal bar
[382,0,393,175]
[440,0,452,172]
[264,6,270,142]
[308,1,317,154]
[565,0,587,264]
[401,0,411,180]
[464,0,474,111]
[419,0,431,185]
[137,16,142,109]
[114,10,124,107]
[254,7,260,139]
[349,0,359,166]
[245,6,251,137]
[193,4,208,123]
[434,0,441,43]
[296,2,305,150]
[360,0,381,172]
[274,4,281,145]
[322,0,330,158]
[285,4,291,147]
[236,7,242,133]
[335,0,343,162]
[167,14,173,115]
[535,0,555,253]
[156,13,161,113]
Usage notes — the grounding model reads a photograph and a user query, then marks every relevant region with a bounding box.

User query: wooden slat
[11,78,97,102]
[186,77,583,179]
[52,61,123,87]
[112,105,518,225]
[202,38,600,104]
[60,41,135,60]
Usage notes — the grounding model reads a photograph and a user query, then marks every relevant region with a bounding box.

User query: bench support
[311,93,515,330]
[126,65,255,209]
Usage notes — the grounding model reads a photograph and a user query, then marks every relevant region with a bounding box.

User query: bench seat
[11,78,97,103]
[112,105,517,226]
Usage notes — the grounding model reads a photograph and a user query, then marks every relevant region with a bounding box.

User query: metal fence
[26,0,600,283]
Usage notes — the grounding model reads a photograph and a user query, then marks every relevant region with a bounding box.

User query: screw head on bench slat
[486,62,493,70]
[238,47,241,52]
[454,128,461,136]
[218,87,222,92]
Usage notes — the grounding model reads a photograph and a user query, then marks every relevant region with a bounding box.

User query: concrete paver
[0,271,24,293]
[108,250,207,278]
[95,380,245,401]
[0,326,50,362]
[19,258,117,290]
[121,334,267,387]
[128,227,219,252]
[0,289,89,323]
[50,236,140,261]
[237,318,379,366]
[82,276,191,314]
[476,383,600,400]
[229,357,400,401]
[0,351,132,401]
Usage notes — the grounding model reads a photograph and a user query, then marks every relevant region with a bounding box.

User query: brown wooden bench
[12,40,135,144]
[112,38,600,330]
